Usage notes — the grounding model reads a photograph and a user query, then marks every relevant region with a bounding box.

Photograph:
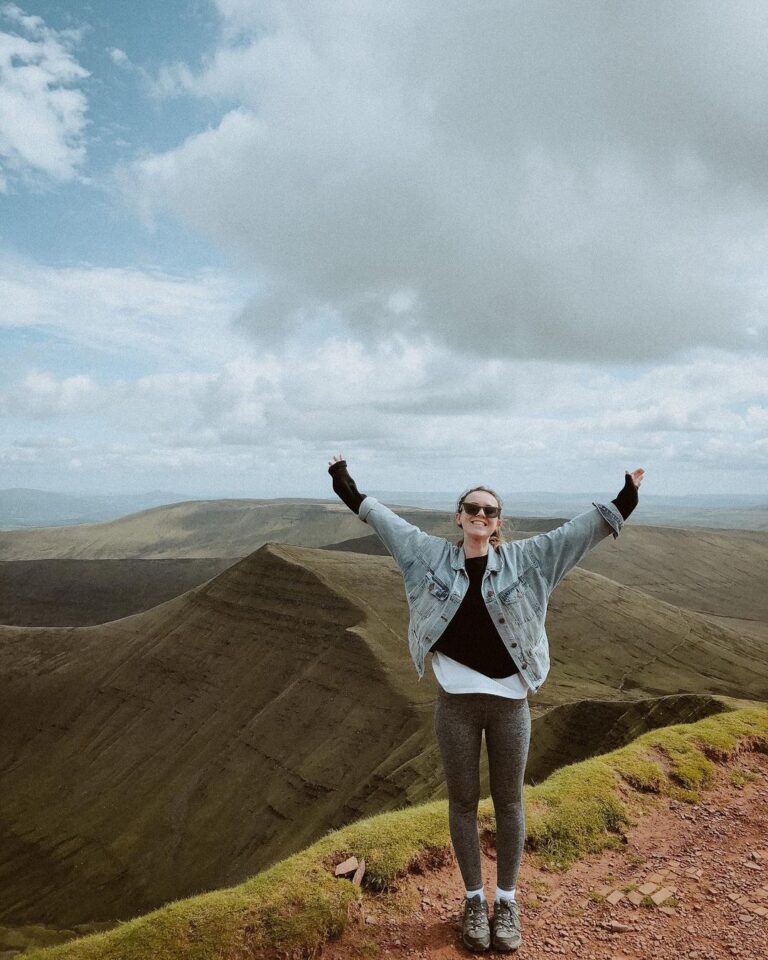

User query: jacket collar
[450,543,501,572]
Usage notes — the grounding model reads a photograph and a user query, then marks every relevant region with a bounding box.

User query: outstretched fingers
[627,467,645,488]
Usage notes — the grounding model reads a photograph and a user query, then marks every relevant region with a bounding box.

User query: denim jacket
[358,497,624,695]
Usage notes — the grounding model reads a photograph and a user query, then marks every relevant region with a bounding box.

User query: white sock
[465,886,486,902]
[495,886,516,903]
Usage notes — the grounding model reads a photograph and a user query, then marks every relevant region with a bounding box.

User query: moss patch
[26,705,768,960]
[611,753,666,793]
[643,727,717,790]
[524,759,629,868]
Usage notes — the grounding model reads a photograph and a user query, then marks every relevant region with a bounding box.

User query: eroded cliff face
[0,545,427,926]
[0,558,232,626]
[1,541,767,930]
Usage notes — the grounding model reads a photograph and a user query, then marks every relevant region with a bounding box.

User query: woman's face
[456,490,502,541]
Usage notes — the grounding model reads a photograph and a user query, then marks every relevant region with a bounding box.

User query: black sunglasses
[461,502,501,519]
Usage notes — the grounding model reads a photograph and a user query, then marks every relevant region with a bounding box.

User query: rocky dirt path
[324,747,768,960]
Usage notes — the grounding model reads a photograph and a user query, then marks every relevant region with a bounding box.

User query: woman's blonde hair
[455,485,505,548]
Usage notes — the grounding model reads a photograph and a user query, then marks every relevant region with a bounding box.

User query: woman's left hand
[627,468,645,489]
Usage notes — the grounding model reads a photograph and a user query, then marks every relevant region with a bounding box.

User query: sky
[1,0,767,499]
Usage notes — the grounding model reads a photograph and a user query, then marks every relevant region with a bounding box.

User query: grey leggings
[434,687,531,891]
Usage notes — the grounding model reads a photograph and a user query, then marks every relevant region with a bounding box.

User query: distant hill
[370,489,768,530]
[0,499,472,560]
[6,487,767,533]
[1,488,766,559]
[6,500,768,640]
[4,494,767,564]
[2,541,767,931]
[2,500,766,634]
[0,488,185,530]
[326,522,768,635]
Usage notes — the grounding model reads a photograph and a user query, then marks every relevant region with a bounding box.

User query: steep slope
[5,512,764,634]
[539,566,768,707]
[576,523,768,624]
[20,707,768,960]
[0,545,428,927]
[2,541,768,934]
[327,523,768,631]
[0,559,231,626]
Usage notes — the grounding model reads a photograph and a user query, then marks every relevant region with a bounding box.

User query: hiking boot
[462,894,490,953]
[492,898,522,952]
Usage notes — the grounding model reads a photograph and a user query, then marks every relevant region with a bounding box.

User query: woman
[328,456,644,953]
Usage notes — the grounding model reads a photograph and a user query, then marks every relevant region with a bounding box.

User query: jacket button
[511,642,517,648]
[521,662,528,669]
[498,617,506,624]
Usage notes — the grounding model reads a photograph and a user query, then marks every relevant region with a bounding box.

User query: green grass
[523,759,629,866]
[730,768,761,789]
[26,705,768,960]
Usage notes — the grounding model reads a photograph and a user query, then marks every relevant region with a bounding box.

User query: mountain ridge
[2,539,767,934]
[2,497,767,560]
[17,706,768,960]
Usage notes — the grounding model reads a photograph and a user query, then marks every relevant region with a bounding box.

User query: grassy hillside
[0,497,593,561]
[20,705,768,960]
[576,523,768,623]
[0,499,454,560]
[0,545,427,929]
[327,523,768,629]
[2,538,767,937]
[3,497,765,637]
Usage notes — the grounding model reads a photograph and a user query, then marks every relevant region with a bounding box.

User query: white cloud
[108,47,130,69]
[0,4,89,186]
[2,3,766,495]
[5,343,764,493]
[128,1,768,361]
[0,371,103,417]
[0,258,253,364]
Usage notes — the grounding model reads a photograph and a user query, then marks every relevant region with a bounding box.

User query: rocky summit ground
[325,747,768,960]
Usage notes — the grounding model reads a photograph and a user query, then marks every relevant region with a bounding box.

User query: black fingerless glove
[328,459,366,515]
[611,472,639,521]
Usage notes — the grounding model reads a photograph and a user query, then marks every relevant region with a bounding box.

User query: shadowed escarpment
[0,558,232,626]
[0,545,431,927]
[1,542,768,936]
[524,693,730,785]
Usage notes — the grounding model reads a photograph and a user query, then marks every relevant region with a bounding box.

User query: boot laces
[495,898,520,934]
[466,898,487,934]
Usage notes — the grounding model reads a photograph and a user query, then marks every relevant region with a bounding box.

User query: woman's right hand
[328,453,345,468]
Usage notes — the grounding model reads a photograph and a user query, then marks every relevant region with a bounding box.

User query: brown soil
[325,748,768,960]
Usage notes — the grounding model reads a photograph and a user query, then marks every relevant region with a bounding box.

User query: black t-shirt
[429,553,519,679]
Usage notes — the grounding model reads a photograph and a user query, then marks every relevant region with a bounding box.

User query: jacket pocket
[409,570,450,619]
[425,570,450,601]
[498,576,542,626]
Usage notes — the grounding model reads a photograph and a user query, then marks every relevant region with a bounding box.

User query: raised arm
[524,468,644,592]
[611,469,643,523]
[327,454,444,574]
[328,455,366,514]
